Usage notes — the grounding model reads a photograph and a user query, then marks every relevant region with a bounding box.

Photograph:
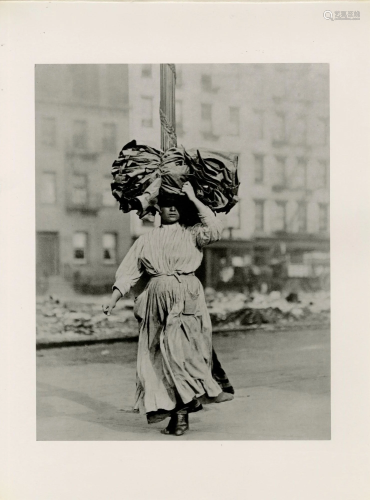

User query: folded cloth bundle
[111,140,239,219]
[111,140,162,214]
[185,148,239,214]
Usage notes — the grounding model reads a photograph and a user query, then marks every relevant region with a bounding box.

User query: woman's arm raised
[181,181,210,217]
[182,181,224,247]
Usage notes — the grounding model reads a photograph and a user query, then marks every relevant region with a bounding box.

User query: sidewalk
[37,327,331,440]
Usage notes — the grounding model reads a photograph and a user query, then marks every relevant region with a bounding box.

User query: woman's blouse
[113,207,223,296]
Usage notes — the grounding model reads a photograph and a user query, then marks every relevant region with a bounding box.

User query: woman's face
[160,205,181,224]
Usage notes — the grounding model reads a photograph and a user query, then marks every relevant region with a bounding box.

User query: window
[201,103,212,133]
[71,174,88,206]
[274,156,286,187]
[293,116,307,144]
[201,74,212,92]
[73,232,87,263]
[72,120,87,149]
[103,233,117,263]
[102,123,117,152]
[317,160,328,188]
[176,100,184,135]
[229,107,240,136]
[290,251,304,264]
[102,178,116,207]
[41,117,56,147]
[253,110,264,140]
[141,96,153,128]
[41,172,56,204]
[273,112,286,142]
[273,201,287,232]
[254,200,265,231]
[297,202,307,232]
[254,154,264,184]
[141,64,152,78]
[294,157,307,189]
[319,203,329,232]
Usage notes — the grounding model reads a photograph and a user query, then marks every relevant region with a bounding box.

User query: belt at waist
[150,272,195,283]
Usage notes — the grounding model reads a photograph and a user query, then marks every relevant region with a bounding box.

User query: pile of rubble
[36,289,330,344]
[206,289,330,329]
[36,295,137,342]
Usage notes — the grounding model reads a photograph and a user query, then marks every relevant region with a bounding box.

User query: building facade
[35,65,132,294]
[36,64,330,295]
[130,64,330,291]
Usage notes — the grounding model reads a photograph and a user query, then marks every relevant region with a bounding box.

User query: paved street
[37,327,330,440]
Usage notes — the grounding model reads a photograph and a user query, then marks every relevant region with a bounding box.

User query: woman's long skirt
[133,275,222,422]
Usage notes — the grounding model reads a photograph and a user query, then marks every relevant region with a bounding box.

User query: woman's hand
[102,288,122,316]
[102,301,116,316]
[182,181,197,201]
[182,181,212,219]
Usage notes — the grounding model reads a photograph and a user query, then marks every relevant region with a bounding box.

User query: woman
[103,182,233,436]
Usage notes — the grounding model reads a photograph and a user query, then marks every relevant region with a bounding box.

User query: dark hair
[158,194,200,227]
[158,195,182,208]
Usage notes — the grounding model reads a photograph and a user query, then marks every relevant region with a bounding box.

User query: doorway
[36,232,60,278]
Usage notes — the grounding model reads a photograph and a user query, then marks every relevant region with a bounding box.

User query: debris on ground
[36,290,330,344]
[206,289,330,328]
[36,295,138,343]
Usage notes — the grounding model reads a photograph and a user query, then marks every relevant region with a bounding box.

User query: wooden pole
[160,64,177,151]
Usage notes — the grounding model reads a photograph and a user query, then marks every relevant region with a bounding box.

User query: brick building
[35,65,131,294]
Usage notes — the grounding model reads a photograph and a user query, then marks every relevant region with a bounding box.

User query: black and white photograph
[36,63,330,440]
[2,3,370,499]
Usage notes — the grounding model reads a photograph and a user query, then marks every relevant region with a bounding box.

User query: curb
[36,335,139,350]
[36,320,329,350]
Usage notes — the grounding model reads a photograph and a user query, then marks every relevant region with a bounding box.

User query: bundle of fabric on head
[110,140,239,222]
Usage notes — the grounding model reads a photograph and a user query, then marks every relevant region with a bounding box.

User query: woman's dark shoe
[161,412,189,436]
[173,412,189,436]
[160,415,177,435]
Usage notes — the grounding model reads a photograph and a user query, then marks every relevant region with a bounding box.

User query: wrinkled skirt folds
[133,275,222,421]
